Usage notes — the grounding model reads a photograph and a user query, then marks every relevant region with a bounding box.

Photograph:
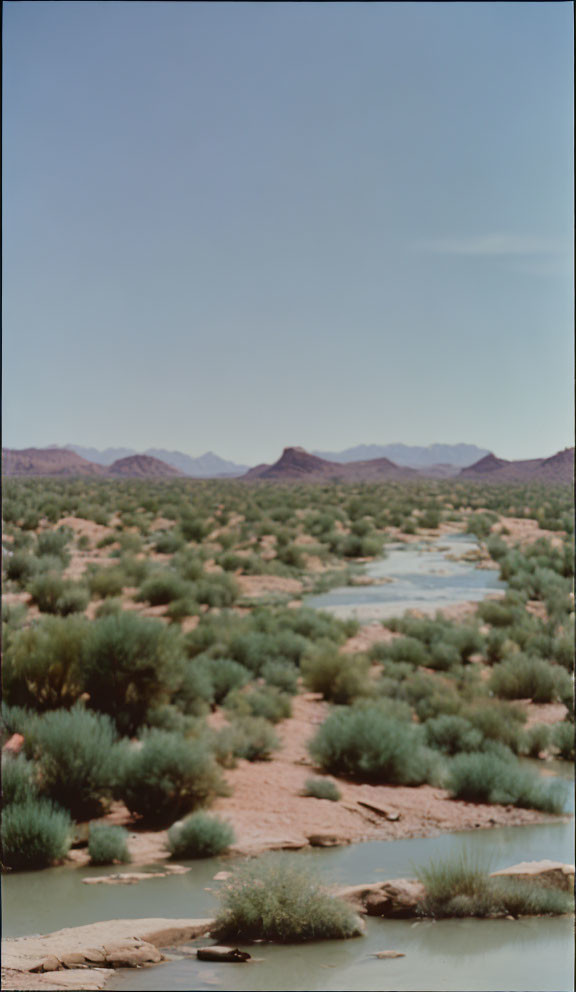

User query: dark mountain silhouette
[459,448,573,484]
[2,448,105,477]
[106,455,183,478]
[242,447,415,482]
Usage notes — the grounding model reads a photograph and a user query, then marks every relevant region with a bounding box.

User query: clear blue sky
[3,1,573,464]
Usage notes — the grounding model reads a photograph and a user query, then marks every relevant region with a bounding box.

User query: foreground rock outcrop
[2,919,213,991]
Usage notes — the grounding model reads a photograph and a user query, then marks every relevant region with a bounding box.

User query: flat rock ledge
[337,861,575,918]
[2,918,214,992]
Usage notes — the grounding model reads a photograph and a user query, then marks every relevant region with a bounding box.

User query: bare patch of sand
[236,574,303,598]
[492,517,565,549]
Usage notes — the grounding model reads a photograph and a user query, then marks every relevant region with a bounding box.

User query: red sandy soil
[64,692,569,869]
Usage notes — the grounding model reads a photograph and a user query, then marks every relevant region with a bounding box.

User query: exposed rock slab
[2,919,214,979]
[490,860,575,892]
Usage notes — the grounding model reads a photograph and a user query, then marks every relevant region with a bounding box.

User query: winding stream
[3,535,573,991]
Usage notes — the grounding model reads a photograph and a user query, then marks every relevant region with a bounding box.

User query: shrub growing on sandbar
[88,823,131,865]
[167,812,235,858]
[212,854,363,942]
[416,851,573,919]
[1,799,72,870]
[489,654,565,703]
[1,753,39,805]
[115,730,227,826]
[308,706,440,785]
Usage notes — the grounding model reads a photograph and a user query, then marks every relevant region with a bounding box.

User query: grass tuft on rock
[212,854,364,942]
[416,851,573,918]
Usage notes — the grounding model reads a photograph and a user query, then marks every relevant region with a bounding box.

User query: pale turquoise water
[307,535,506,622]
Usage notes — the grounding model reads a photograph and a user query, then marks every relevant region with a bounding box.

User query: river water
[307,535,506,622]
[3,536,573,991]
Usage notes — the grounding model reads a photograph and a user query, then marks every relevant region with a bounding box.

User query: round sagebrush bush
[303,778,341,801]
[83,613,187,735]
[1,754,39,805]
[301,647,372,704]
[551,722,575,761]
[1,799,72,870]
[225,686,292,724]
[137,570,191,606]
[261,660,299,695]
[192,656,251,704]
[88,824,131,865]
[116,730,227,826]
[25,705,122,819]
[423,715,484,756]
[308,706,440,785]
[2,615,89,711]
[167,812,235,859]
[213,854,363,942]
[489,654,561,703]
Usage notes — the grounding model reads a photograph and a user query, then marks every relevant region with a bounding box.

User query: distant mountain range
[2,444,572,484]
[52,445,250,477]
[313,443,491,468]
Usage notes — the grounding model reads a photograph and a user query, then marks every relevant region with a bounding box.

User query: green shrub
[28,572,66,613]
[489,655,562,703]
[192,656,250,704]
[213,854,363,942]
[301,646,372,704]
[2,754,39,805]
[25,705,121,819]
[137,570,190,606]
[215,717,280,763]
[463,701,526,754]
[225,686,292,724]
[551,722,575,761]
[424,715,484,756]
[167,812,235,858]
[87,567,127,599]
[36,529,71,563]
[53,585,90,616]
[521,724,551,758]
[303,778,341,801]
[83,613,186,734]
[446,751,565,813]
[416,851,572,918]
[115,730,227,826]
[261,660,299,695]
[308,707,440,785]
[152,530,185,554]
[191,574,239,608]
[3,615,89,711]
[1,799,72,870]
[5,551,38,585]
[88,824,131,865]
[381,637,428,667]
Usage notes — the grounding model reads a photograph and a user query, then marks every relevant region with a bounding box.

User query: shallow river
[307,535,506,622]
[3,535,573,991]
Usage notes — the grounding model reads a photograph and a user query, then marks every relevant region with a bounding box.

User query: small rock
[197,946,251,963]
[213,871,232,881]
[307,834,347,848]
[373,950,406,959]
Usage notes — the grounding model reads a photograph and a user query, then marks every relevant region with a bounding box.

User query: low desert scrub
[446,751,565,813]
[167,812,235,858]
[225,686,292,724]
[115,730,227,825]
[2,615,89,711]
[1,754,39,805]
[192,656,250,704]
[303,778,341,801]
[301,646,372,704]
[551,722,575,761]
[29,572,89,616]
[87,566,127,599]
[521,724,551,758]
[308,706,440,785]
[261,660,299,695]
[212,854,363,942]
[423,715,484,756]
[1,798,72,870]
[137,570,191,606]
[212,716,280,765]
[24,705,121,819]
[489,654,565,703]
[88,823,131,865]
[416,852,572,918]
